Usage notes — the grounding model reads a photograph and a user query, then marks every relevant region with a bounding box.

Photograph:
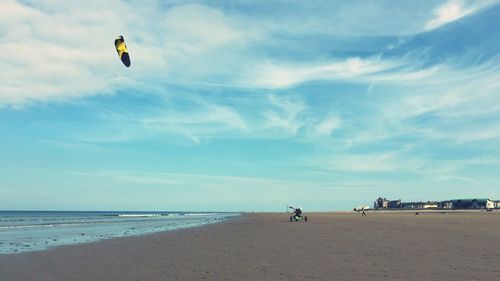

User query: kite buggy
[288,206,307,222]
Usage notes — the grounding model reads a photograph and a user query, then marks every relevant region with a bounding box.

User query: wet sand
[1,212,500,281]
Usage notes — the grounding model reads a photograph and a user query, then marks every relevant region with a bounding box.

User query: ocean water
[0,211,238,254]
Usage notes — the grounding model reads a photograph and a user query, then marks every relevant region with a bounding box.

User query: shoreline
[0,214,243,255]
[0,211,240,255]
[2,212,500,280]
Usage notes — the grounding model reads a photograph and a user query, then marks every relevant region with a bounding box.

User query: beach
[1,212,500,281]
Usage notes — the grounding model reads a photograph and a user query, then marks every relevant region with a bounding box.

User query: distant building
[374,197,389,210]
[400,202,422,209]
[450,199,495,210]
[401,201,438,209]
[423,202,438,209]
[495,201,500,209]
[438,201,453,209]
[388,199,401,209]
[374,197,497,210]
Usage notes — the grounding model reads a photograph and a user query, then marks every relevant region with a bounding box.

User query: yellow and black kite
[114,35,130,67]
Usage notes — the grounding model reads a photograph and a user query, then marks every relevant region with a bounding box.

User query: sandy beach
[1,212,500,281]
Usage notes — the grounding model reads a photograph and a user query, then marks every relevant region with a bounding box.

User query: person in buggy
[288,206,307,222]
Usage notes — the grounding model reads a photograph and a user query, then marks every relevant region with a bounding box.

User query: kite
[114,35,130,67]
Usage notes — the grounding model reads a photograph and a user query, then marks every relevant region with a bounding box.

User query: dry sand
[1,212,500,281]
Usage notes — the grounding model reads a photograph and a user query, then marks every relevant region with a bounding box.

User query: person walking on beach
[361,209,367,216]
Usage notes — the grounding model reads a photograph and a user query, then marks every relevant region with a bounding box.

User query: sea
[0,211,239,254]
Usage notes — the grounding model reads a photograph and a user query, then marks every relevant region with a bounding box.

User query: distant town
[372,197,500,210]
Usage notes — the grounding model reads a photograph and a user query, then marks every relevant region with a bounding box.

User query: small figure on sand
[353,205,370,216]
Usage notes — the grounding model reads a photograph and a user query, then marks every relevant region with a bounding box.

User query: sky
[1,0,500,211]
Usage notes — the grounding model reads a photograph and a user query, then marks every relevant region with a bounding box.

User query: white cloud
[425,0,497,30]
[307,148,500,188]
[312,116,342,137]
[320,152,415,173]
[71,170,350,210]
[3,0,496,107]
[250,2,451,37]
[369,66,442,84]
[244,56,454,90]
[414,124,500,144]
[249,57,398,89]
[0,1,254,107]
[341,61,500,148]
[161,4,249,54]
[0,1,131,106]
[73,99,248,143]
[262,95,306,135]
[141,102,249,139]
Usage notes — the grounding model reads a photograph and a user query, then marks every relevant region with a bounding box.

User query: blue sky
[1,0,500,211]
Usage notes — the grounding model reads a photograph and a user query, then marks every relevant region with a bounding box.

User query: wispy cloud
[425,0,498,30]
[248,57,399,89]
[7,1,498,107]
[0,1,256,107]
[321,152,411,173]
[0,0,127,106]
[343,60,500,147]
[261,95,306,135]
[71,98,248,143]
[2,1,500,210]
[310,116,342,138]
[307,148,500,188]
[2,0,498,107]
[71,170,361,210]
